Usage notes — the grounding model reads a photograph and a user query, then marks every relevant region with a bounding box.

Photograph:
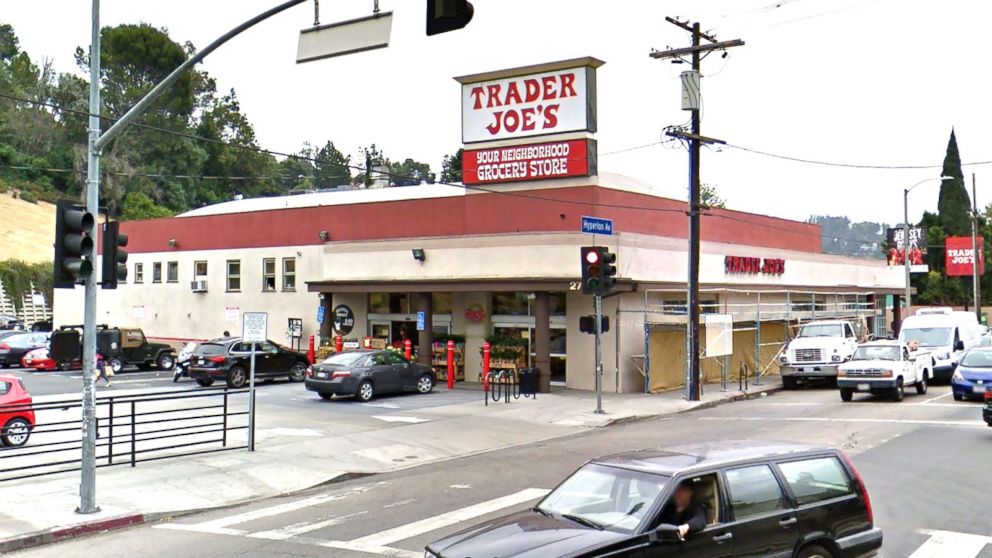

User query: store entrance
[368,315,451,359]
[492,321,567,385]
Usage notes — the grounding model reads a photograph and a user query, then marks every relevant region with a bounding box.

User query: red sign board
[725,256,786,275]
[945,236,985,276]
[462,139,596,186]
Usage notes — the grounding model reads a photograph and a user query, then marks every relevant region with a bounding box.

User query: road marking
[247,510,369,541]
[697,416,987,427]
[449,484,471,489]
[371,415,430,424]
[155,482,386,535]
[910,529,992,558]
[918,391,954,405]
[317,541,420,558]
[342,488,549,548]
[362,402,402,409]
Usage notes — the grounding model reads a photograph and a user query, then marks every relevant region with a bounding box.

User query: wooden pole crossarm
[649,39,745,60]
[665,130,727,145]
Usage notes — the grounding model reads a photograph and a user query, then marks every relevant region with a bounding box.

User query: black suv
[426,442,882,558]
[94,327,176,373]
[189,338,308,388]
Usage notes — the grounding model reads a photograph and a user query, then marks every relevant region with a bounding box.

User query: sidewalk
[0,378,781,552]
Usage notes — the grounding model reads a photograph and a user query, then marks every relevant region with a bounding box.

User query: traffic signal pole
[78,0,307,514]
[594,294,603,415]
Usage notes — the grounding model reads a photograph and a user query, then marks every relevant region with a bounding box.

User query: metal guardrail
[0,387,250,482]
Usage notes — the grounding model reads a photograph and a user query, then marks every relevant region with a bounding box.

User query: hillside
[0,192,56,264]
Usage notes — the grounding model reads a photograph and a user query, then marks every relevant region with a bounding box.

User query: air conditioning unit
[190,280,208,293]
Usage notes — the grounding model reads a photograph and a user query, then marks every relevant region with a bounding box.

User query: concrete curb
[0,384,784,553]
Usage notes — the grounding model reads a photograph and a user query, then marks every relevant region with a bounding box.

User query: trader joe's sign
[462,139,596,185]
[725,256,786,275]
[457,58,603,144]
[945,236,985,276]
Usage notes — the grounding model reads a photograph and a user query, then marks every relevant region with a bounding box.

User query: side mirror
[955,340,965,351]
[650,524,682,544]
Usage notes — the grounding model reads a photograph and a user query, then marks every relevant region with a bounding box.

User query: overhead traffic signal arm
[53,200,95,289]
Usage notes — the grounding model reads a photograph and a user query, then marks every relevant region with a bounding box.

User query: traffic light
[53,200,95,289]
[101,220,128,289]
[580,247,619,296]
[579,315,610,334]
[427,0,473,36]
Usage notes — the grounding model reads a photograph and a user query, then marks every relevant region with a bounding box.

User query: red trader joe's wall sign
[945,236,985,276]
[462,139,597,185]
[725,256,786,275]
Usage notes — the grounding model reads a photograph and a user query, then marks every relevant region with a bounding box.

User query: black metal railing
[0,387,250,482]
[484,368,538,406]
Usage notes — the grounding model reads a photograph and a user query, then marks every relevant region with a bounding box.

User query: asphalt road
[9,384,992,558]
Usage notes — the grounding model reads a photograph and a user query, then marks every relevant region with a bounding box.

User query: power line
[726,143,992,170]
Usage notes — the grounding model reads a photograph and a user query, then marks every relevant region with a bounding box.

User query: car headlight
[937,353,950,360]
[831,354,842,363]
[779,355,789,364]
[952,369,964,382]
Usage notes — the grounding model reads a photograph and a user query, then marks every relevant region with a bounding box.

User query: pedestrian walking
[94,354,114,387]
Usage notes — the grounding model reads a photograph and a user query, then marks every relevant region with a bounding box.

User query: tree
[808,215,887,259]
[700,183,725,209]
[120,191,173,220]
[937,129,971,237]
[440,149,463,183]
[313,141,351,188]
[389,158,435,186]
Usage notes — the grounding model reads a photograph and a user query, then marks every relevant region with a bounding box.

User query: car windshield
[322,352,370,366]
[195,343,228,356]
[6,334,36,348]
[851,345,900,361]
[960,350,992,368]
[537,463,668,533]
[901,327,952,347]
[798,324,843,338]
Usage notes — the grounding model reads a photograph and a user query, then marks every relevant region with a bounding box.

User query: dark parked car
[425,442,881,558]
[305,349,436,402]
[188,338,308,388]
[96,327,176,373]
[0,332,50,368]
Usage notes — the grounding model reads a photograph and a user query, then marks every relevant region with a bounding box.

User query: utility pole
[972,173,981,320]
[651,18,743,401]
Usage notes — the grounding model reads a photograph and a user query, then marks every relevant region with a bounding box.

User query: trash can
[519,367,539,395]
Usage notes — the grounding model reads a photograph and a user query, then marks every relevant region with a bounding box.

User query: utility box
[681,70,700,110]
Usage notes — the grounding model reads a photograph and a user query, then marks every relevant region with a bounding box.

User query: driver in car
[658,480,707,539]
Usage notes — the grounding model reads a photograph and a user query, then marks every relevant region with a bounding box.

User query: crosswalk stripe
[247,510,369,541]
[343,488,549,548]
[909,529,992,558]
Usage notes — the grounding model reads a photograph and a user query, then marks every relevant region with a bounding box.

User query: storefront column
[319,293,333,342]
[418,292,433,365]
[534,291,551,393]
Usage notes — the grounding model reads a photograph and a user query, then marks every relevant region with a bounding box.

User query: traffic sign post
[242,312,268,452]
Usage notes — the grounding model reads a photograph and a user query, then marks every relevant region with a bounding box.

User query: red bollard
[447,339,456,390]
[307,335,315,365]
[404,338,412,360]
[482,341,491,393]
[335,335,343,353]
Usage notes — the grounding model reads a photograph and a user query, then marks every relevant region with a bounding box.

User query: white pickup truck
[779,320,859,388]
[836,340,932,402]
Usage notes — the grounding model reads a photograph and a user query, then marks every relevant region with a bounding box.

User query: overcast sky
[4,0,989,225]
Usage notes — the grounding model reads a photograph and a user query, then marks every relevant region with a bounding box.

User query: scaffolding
[642,288,882,395]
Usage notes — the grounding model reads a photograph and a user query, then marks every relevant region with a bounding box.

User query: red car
[0,374,35,447]
[21,347,80,371]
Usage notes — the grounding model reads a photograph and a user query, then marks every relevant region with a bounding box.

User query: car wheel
[892,380,905,402]
[797,544,834,558]
[782,376,798,390]
[416,373,435,394]
[318,392,333,400]
[288,363,307,382]
[58,361,72,372]
[196,378,214,387]
[1,417,31,447]
[356,380,374,402]
[952,391,964,401]
[915,374,928,395]
[839,388,853,402]
[156,353,175,371]
[227,367,248,389]
[109,357,124,374]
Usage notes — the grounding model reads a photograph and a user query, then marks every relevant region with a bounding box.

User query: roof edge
[454,56,605,84]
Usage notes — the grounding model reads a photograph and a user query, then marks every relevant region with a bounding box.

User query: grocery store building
[54,57,907,393]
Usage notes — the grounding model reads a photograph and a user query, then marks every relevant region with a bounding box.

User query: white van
[899,310,982,381]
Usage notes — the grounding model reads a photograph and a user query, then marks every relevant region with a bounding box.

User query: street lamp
[903,176,953,318]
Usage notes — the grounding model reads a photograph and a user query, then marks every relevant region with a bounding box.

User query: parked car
[984,392,992,427]
[426,442,880,558]
[899,308,982,382]
[0,374,35,447]
[94,327,176,373]
[0,332,50,368]
[305,349,436,402]
[30,319,52,332]
[188,338,308,388]
[837,340,931,402]
[0,315,25,331]
[779,320,860,388]
[21,346,81,371]
[951,348,992,401]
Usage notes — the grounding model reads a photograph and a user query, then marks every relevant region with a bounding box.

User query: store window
[167,261,178,283]
[194,261,207,279]
[432,292,452,314]
[492,292,528,316]
[661,298,719,315]
[134,263,143,283]
[369,293,410,314]
[282,257,296,291]
[262,258,276,292]
[226,260,241,292]
[152,262,162,283]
